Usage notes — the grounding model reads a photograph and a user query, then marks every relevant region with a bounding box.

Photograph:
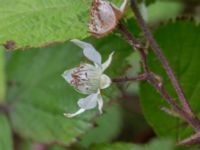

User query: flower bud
[89,0,127,38]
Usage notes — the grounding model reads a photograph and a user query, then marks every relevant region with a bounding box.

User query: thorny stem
[130,0,194,116]
[147,73,200,132]
[112,74,147,83]
[117,22,200,133]
[177,132,200,145]
[118,23,148,72]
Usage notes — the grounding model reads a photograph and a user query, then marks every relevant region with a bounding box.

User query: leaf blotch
[3,41,16,50]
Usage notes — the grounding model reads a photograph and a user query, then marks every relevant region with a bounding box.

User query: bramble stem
[147,73,200,132]
[130,0,194,116]
[117,22,200,132]
[112,74,147,83]
[178,132,200,145]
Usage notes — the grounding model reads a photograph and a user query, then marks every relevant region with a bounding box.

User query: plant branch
[146,73,200,132]
[118,23,148,72]
[130,0,194,116]
[112,74,147,83]
[160,107,179,118]
[117,22,200,132]
[178,132,200,146]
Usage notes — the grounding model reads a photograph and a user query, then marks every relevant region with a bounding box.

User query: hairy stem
[112,74,147,83]
[147,73,200,131]
[130,0,194,116]
[178,132,200,146]
[118,23,148,72]
[117,22,200,132]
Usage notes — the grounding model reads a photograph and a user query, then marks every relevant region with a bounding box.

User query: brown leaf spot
[3,40,16,50]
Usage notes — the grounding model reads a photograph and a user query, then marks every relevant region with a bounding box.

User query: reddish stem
[112,74,147,83]
[130,0,194,116]
[117,22,200,132]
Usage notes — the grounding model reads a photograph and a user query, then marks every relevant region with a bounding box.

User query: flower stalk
[112,73,147,83]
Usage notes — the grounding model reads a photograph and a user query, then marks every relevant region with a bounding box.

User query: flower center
[71,64,101,94]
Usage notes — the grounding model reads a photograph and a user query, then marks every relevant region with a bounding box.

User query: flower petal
[71,39,102,65]
[119,0,128,13]
[100,74,111,89]
[78,92,99,110]
[101,52,114,72]
[64,108,85,118]
[97,93,103,114]
[62,67,77,84]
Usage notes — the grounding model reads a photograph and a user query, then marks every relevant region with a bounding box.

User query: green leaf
[0,49,5,103]
[0,114,13,150]
[0,0,91,50]
[140,21,200,139]
[92,143,134,150]
[79,104,123,148]
[48,145,68,150]
[147,1,183,24]
[7,35,132,145]
[146,0,199,4]
[91,138,175,150]
[7,43,92,145]
[138,0,156,6]
[16,140,32,150]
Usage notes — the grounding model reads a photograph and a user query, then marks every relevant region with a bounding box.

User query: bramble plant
[0,0,200,150]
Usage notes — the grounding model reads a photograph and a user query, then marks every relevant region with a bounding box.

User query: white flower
[62,39,114,118]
